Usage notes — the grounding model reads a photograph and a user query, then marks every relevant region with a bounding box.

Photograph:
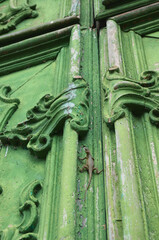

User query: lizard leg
[93,168,103,174]
[79,165,88,172]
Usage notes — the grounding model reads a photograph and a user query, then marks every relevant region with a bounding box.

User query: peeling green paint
[0,1,158,240]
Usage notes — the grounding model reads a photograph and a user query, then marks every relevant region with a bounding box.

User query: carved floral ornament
[0,180,42,240]
[104,69,159,126]
[0,0,38,34]
[0,78,89,238]
[0,78,89,158]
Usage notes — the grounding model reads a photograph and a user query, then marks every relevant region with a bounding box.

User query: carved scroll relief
[104,70,159,126]
[0,77,89,238]
[0,85,20,131]
[0,78,89,157]
[0,180,42,240]
[0,0,38,34]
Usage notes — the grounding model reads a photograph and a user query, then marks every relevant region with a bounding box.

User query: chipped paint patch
[69,26,80,79]
[67,90,76,101]
[104,135,116,239]
[82,217,87,229]
[115,118,145,238]
[62,208,67,228]
[150,142,159,193]
[89,186,93,192]
[77,198,83,211]
[63,102,75,114]
[72,26,80,41]
[70,48,80,75]
[5,146,8,157]
[150,142,157,165]
[70,0,80,16]
[68,82,76,90]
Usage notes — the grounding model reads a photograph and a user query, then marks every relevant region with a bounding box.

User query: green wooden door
[0,1,158,240]
[0,1,105,239]
[99,3,159,239]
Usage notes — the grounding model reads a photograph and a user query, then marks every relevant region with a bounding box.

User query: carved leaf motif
[0,0,38,34]
[18,181,42,234]
[0,85,20,132]
[104,71,159,125]
[0,78,89,158]
[0,229,37,240]
[0,226,19,240]
[0,180,42,240]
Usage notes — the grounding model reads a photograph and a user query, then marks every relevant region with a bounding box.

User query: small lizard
[79,146,103,200]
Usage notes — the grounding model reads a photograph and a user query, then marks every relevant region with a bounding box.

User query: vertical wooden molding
[70,0,80,16]
[115,116,146,239]
[57,25,81,240]
[57,120,78,239]
[100,27,121,239]
[107,20,125,74]
[38,25,83,240]
[106,20,146,239]
[130,31,159,239]
[38,139,58,240]
[69,25,81,82]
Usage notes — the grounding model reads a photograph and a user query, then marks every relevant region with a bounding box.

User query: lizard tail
[84,172,92,201]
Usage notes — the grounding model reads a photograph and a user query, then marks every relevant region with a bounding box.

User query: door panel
[0,146,44,236]
[0,23,105,240]
[100,19,159,240]
[0,1,158,240]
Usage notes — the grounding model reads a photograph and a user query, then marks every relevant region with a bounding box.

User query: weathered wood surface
[0,1,158,240]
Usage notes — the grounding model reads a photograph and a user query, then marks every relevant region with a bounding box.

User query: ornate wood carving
[0,85,20,131]
[0,180,42,240]
[0,78,89,158]
[0,0,38,35]
[104,70,159,126]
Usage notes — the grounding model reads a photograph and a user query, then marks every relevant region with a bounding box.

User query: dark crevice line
[144,36,159,39]
[10,61,53,96]
[96,20,108,240]
[92,0,96,28]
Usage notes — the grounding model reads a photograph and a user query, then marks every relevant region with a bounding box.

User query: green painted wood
[75,28,106,240]
[0,16,79,47]
[38,46,72,240]
[0,0,80,35]
[80,0,94,27]
[109,3,159,35]
[0,61,55,239]
[100,17,159,240]
[57,120,78,240]
[0,1,159,239]
[0,25,74,76]
[146,31,159,38]
[95,0,159,20]
[143,36,159,71]
[115,116,146,239]
[0,23,90,239]
[100,27,123,239]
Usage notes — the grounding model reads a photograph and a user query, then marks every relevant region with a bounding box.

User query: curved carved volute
[0,78,89,158]
[0,0,38,35]
[0,180,42,240]
[104,70,159,126]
